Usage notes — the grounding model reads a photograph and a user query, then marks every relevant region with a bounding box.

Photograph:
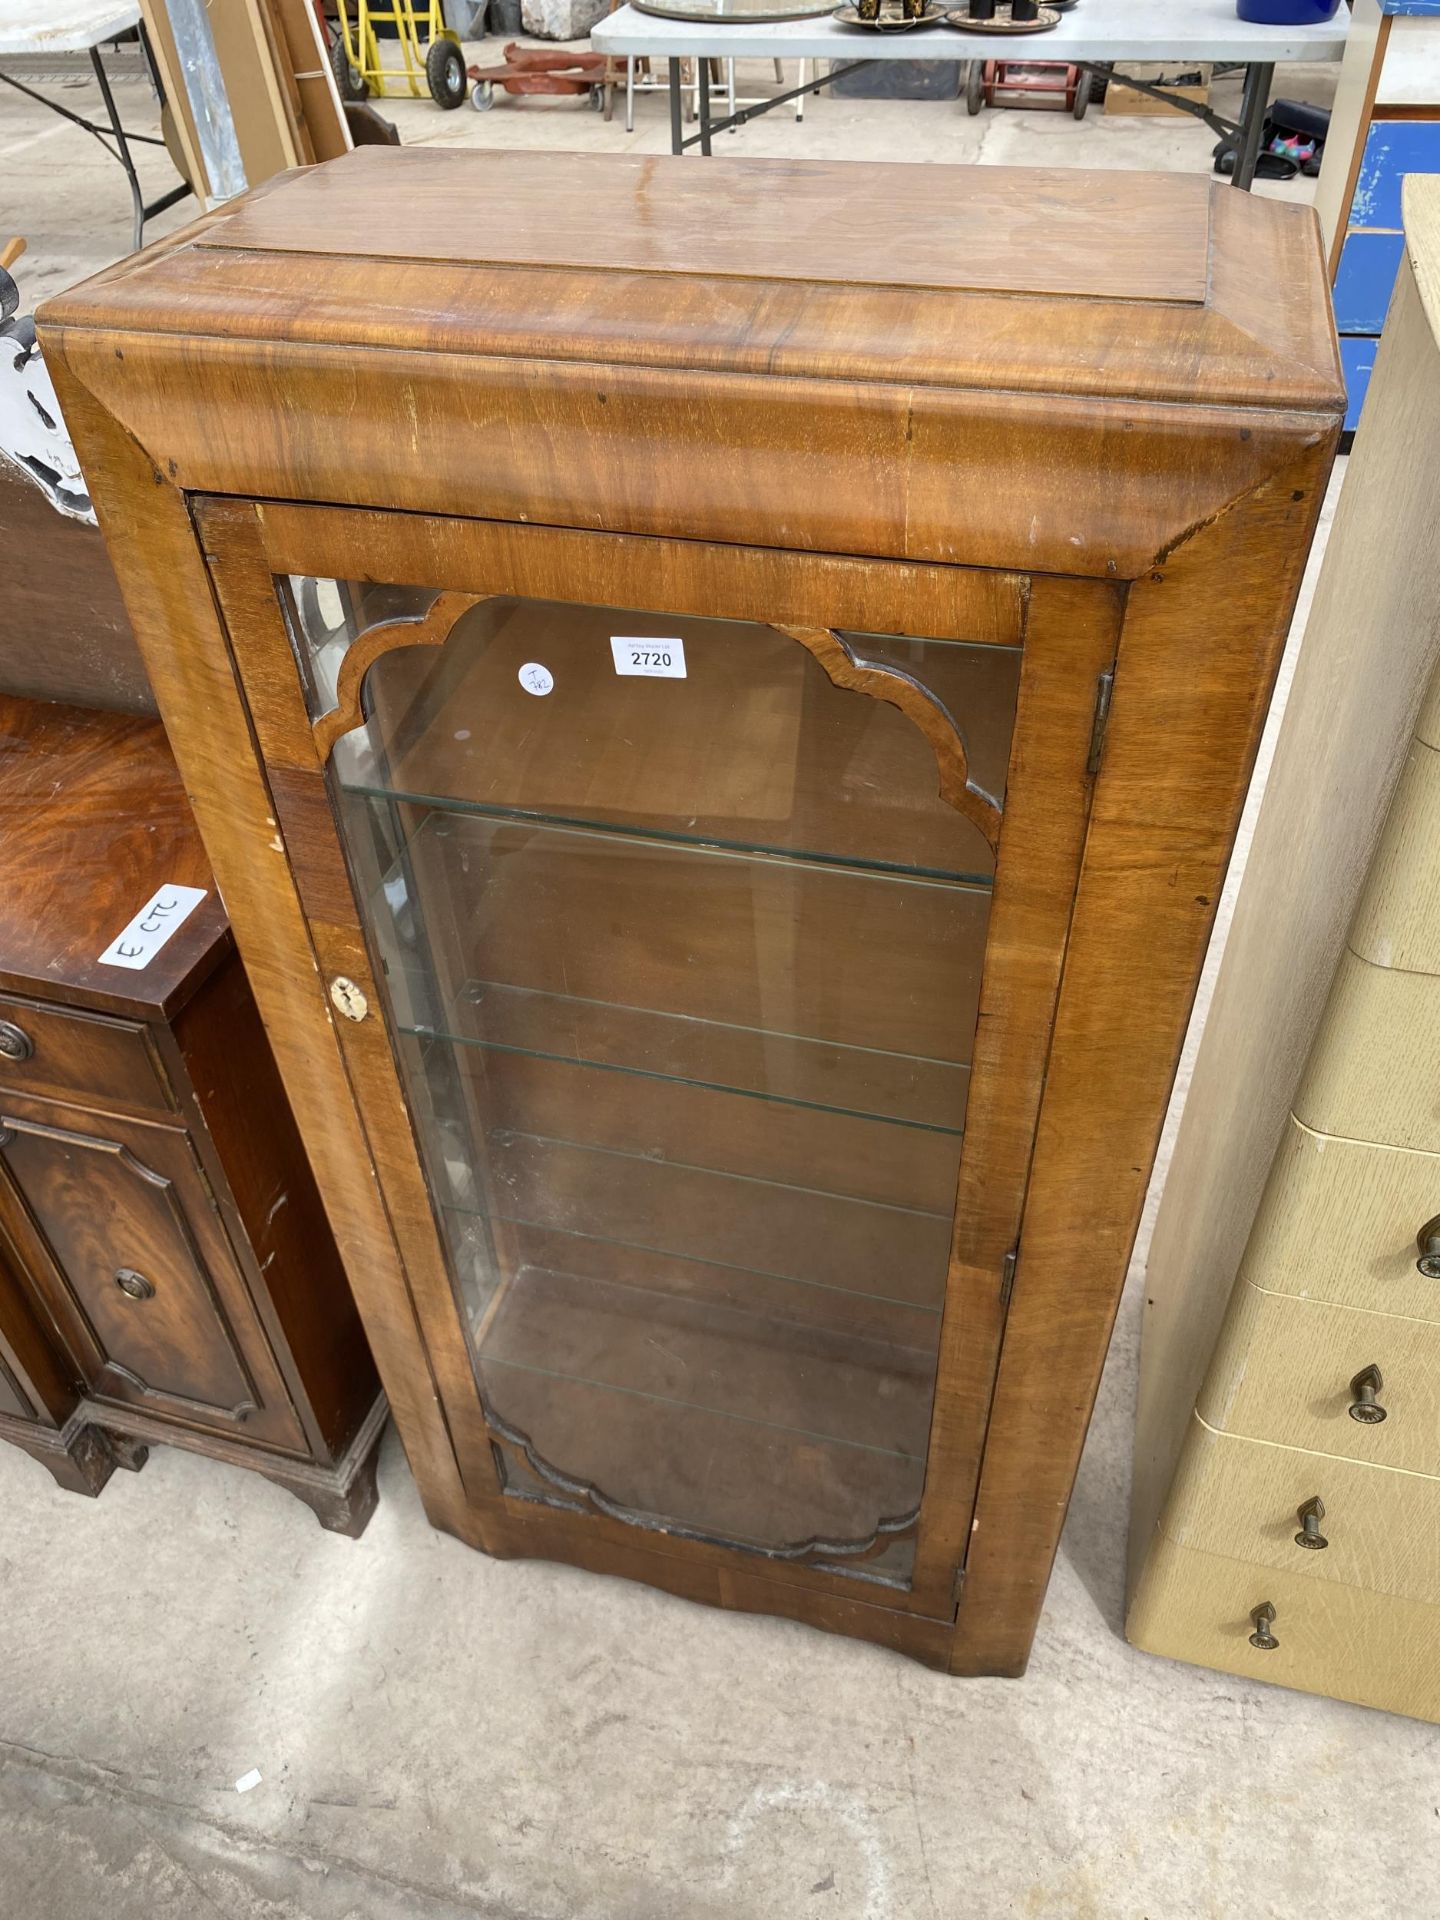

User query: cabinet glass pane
[293,583,1020,1583]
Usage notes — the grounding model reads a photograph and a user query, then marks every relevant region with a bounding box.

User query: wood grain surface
[0,698,228,1021]
[46,150,1343,1670]
[0,464,153,715]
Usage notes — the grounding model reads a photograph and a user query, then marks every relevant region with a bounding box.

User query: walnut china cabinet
[44,149,1342,1672]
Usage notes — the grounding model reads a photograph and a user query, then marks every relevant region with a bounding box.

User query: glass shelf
[442,1121,956,1313]
[399,979,969,1136]
[343,784,994,889]
[365,807,988,1134]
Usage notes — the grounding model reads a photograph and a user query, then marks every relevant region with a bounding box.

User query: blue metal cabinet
[1338,333,1379,434]
[1350,121,1440,228]
[1334,229,1407,334]
[1337,117,1440,433]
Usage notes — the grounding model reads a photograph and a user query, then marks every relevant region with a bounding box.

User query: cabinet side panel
[956,443,1335,1676]
[171,953,381,1457]
[1131,262,1440,1592]
[46,351,471,1534]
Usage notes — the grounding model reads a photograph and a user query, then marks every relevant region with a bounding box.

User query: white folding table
[0,0,192,251]
[593,0,1350,187]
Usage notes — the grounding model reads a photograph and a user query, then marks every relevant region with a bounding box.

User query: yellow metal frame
[335,0,460,99]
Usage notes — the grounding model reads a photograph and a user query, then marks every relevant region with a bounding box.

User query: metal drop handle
[1348,1364,1387,1424]
[114,1268,155,1302]
[1294,1496,1328,1551]
[1417,1215,1440,1279]
[1248,1602,1279,1651]
[0,1019,33,1062]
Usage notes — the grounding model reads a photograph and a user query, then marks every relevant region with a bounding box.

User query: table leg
[669,57,683,153]
[1232,61,1274,192]
[90,47,145,252]
[698,60,713,154]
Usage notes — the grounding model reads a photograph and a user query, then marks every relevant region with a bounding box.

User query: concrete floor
[3,46,1432,1920]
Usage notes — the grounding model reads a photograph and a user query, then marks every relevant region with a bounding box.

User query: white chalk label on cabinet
[98,885,208,970]
[611,636,687,679]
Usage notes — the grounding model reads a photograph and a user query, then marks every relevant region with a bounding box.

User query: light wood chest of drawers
[1128,179,1440,1721]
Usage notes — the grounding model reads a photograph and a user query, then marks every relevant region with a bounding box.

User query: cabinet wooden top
[47,149,1341,415]
[0,698,229,1021]
[43,151,1343,580]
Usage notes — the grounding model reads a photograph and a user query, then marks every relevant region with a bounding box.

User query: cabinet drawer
[1242,1117,1440,1323]
[1199,1281,1440,1476]
[1164,1414,1440,1605]
[1127,1531,1440,1722]
[0,994,175,1121]
[1295,950,1440,1152]
[1350,738,1440,975]
[0,1095,305,1451]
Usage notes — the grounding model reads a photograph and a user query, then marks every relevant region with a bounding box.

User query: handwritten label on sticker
[611,637,686,680]
[98,885,208,971]
[518,662,554,697]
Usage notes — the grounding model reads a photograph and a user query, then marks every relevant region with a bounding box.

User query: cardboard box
[1106,61,1212,116]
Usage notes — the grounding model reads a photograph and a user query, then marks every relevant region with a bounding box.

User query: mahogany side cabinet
[0,696,384,1532]
[43,149,1343,1671]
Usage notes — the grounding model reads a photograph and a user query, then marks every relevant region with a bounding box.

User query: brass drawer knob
[1294,1495,1328,1551]
[114,1268,155,1302]
[1416,1215,1440,1279]
[1348,1364,1387,1424]
[0,1019,33,1062]
[1248,1601,1279,1651]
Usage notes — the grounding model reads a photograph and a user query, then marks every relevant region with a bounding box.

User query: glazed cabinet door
[0,1096,306,1450]
[199,499,1121,1615]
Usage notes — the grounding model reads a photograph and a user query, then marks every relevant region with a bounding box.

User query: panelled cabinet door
[0,1099,306,1450]
[200,499,1120,1616]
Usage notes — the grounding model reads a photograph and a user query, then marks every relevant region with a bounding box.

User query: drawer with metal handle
[1199,1280,1440,1477]
[1239,1115,1440,1323]
[0,993,176,1122]
[1127,1530,1440,1721]
[1160,1413,1440,1607]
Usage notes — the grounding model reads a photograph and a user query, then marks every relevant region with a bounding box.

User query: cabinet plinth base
[1,1396,388,1538]
[2,1414,143,1498]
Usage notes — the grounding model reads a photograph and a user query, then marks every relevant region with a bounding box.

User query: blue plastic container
[1236,0,1341,22]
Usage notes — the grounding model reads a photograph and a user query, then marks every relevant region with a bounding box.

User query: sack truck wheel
[470,78,494,110]
[1072,69,1091,118]
[330,34,367,101]
[427,37,468,108]
[966,61,983,115]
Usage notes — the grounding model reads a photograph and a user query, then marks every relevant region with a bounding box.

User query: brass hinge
[1086,665,1116,777]
[999,1247,1018,1311]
